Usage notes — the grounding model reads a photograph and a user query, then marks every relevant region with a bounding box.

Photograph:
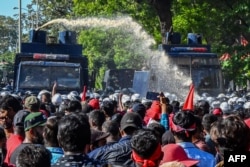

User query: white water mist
[39,16,196,101]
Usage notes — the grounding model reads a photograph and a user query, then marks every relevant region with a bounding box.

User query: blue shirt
[160,113,169,130]
[88,136,133,165]
[178,142,216,167]
[46,147,64,165]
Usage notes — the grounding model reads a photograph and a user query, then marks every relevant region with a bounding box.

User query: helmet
[220,102,231,113]
[0,91,10,98]
[122,95,131,104]
[69,91,79,97]
[93,93,100,99]
[37,89,50,100]
[61,94,68,101]
[211,100,221,109]
[201,92,210,98]
[206,96,215,105]
[52,93,62,106]
[244,101,250,109]
[67,91,80,101]
[217,93,226,99]
[102,97,110,102]
[236,97,246,104]
[131,93,141,102]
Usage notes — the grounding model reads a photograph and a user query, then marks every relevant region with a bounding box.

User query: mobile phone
[146,91,159,100]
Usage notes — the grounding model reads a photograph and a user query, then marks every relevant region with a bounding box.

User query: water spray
[37,16,193,101]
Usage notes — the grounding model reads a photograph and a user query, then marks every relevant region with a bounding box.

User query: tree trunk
[150,0,173,44]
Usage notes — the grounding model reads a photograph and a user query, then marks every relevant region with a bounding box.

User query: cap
[132,103,146,114]
[25,96,40,109]
[120,112,142,131]
[88,99,100,109]
[24,112,47,131]
[212,108,223,116]
[244,118,250,129]
[13,110,29,127]
[91,129,109,144]
[146,100,161,120]
[161,144,199,167]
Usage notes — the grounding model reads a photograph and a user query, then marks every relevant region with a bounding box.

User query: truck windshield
[18,62,81,90]
[170,55,223,92]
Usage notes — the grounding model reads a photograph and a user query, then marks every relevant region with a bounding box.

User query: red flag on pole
[81,86,87,101]
[182,83,195,111]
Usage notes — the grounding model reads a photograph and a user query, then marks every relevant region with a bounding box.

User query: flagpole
[18,0,22,53]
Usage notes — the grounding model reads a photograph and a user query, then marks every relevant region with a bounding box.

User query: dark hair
[132,103,146,119]
[57,113,90,152]
[66,100,82,113]
[171,100,180,113]
[131,129,159,159]
[43,116,60,147]
[0,95,22,113]
[142,101,152,110]
[16,144,51,167]
[102,120,120,137]
[58,100,69,113]
[88,109,105,128]
[81,102,93,114]
[195,100,210,116]
[40,103,56,115]
[166,104,173,114]
[41,92,52,103]
[111,113,123,125]
[0,127,6,162]
[210,115,250,157]
[101,101,114,117]
[202,114,218,132]
[147,123,165,143]
[172,111,196,141]
[161,130,175,146]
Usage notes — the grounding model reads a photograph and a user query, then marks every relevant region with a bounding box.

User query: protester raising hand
[159,92,170,131]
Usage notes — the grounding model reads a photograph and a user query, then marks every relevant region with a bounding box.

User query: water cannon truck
[133,32,224,98]
[13,30,88,94]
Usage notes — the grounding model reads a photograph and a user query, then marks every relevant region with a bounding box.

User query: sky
[0,0,30,17]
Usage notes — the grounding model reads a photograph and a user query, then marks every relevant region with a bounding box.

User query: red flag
[220,53,231,61]
[241,35,249,47]
[81,86,87,101]
[182,84,195,111]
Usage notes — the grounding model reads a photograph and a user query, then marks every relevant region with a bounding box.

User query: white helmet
[131,93,141,102]
[52,93,62,106]
[61,94,68,100]
[67,91,80,101]
[0,91,10,98]
[122,95,131,104]
[220,102,231,112]
[93,93,100,99]
[244,101,250,109]
[217,93,226,98]
[102,97,110,102]
[206,96,215,105]
[211,100,221,109]
[37,89,50,100]
[201,92,210,98]
[236,97,246,104]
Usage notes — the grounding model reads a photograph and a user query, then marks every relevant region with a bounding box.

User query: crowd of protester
[0,85,249,167]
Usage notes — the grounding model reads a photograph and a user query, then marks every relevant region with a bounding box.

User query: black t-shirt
[52,154,103,167]
[10,143,33,166]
